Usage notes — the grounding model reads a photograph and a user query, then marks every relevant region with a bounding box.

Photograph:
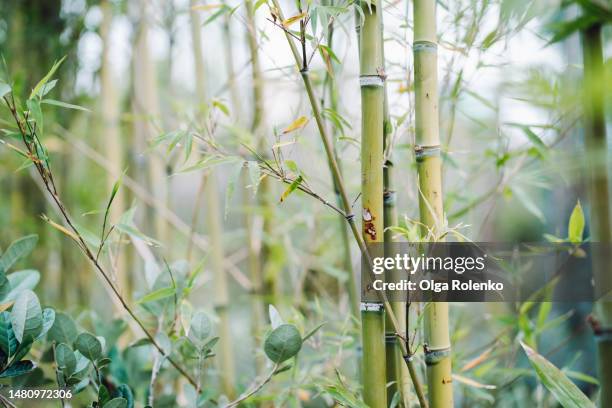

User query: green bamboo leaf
[55,343,77,376]
[302,322,326,342]
[41,98,90,112]
[36,79,58,98]
[212,100,230,116]
[74,332,103,362]
[546,14,600,45]
[26,98,44,135]
[30,56,66,100]
[520,341,595,408]
[568,200,584,244]
[247,161,261,195]
[224,162,244,219]
[520,126,547,151]
[264,324,302,363]
[136,286,175,304]
[513,186,545,222]
[0,235,38,273]
[324,384,369,408]
[10,290,42,343]
[48,312,77,344]
[0,360,35,378]
[115,223,161,247]
[279,175,303,203]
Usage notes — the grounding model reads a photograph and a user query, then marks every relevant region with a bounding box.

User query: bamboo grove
[0,0,611,407]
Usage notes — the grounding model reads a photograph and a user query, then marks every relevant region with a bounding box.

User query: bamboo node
[424,345,451,365]
[415,144,441,161]
[403,353,415,362]
[360,302,384,312]
[413,41,437,52]
[359,75,384,87]
[383,190,396,205]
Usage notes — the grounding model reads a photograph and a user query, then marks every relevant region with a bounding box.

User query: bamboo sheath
[359,1,387,407]
[413,1,453,407]
[582,23,612,408]
[189,1,236,398]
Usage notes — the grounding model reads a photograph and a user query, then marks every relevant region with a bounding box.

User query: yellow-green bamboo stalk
[413,2,453,407]
[582,22,612,408]
[323,0,359,317]
[189,1,236,398]
[245,0,267,376]
[100,0,128,294]
[133,0,168,242]
[221,0,241,118]
[359,1,387,407]
[381,25,411,407]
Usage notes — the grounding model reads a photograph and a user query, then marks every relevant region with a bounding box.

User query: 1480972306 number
[8,389,73,400]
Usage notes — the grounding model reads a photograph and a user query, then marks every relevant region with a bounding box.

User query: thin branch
[2,95,199,389]
[223,363,279,408]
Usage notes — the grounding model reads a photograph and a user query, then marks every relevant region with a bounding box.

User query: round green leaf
[48,312,77,344]
[10,290,42,343]
[5,270,41,302]
[264,324,302,363]
[74,332,102,362]
[188,311,211,348]
[55,343,76,376]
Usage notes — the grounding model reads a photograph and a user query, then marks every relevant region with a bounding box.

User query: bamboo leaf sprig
[1,92,199,389]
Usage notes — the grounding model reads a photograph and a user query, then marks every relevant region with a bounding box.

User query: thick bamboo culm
[359,1,387,407]
[581,23,612,408]
[413,1,453,407]
[189,1,236,398]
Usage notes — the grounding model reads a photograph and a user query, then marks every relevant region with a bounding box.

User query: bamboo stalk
[221,0,242,118]
[413,2,453,407]
[581,22,612,408]
[359,1,387,406]
[100,0,128,294]
[322,0,359,317]
[269,1,427,405]
[245,0,267,377]
[189,1,236,398]
[133,0,168,243]
[381,21,411,407]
